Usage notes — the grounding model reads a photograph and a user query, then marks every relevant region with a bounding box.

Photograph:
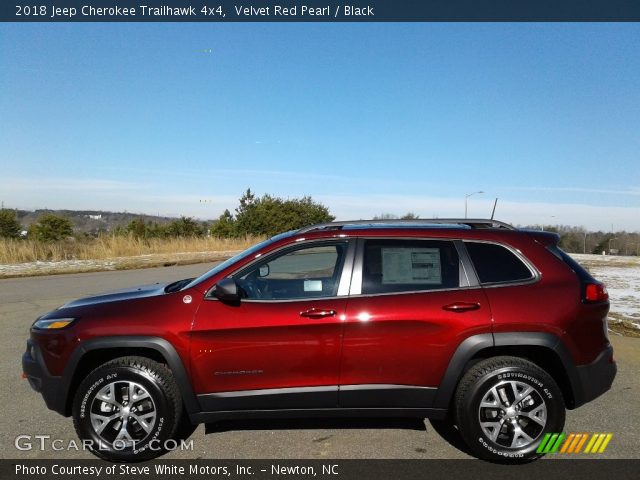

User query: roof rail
[297,218,516,234]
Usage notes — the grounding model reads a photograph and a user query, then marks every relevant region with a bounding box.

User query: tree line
[0,190,334,242]
[0,193,637,255]
[525,224,640,256]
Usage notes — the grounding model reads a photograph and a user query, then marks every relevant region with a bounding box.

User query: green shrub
[0,209,21,238]
[211,189,334,238]
[28,214,73,242]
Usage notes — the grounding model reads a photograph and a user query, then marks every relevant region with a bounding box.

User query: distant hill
[14,209,184,235]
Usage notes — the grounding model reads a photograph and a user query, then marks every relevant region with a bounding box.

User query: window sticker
[381,248,442,284]
[304,279,323,292]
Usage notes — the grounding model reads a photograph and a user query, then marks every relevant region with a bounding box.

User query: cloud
[0,177,147,193]
[317,194,640,232]
[504,186,640,197]
[2,177,638,231]
[0,177,237,219]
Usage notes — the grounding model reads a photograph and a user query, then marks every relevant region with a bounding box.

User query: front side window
[235,243,347,300]
[465,241,534,284]
[361,239,460,294]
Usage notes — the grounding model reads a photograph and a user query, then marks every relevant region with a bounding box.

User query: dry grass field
[0,235,261,264]
[0,236,263,277]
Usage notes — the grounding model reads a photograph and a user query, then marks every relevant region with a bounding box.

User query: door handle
[300,308,337,319]
[442,302,481,313]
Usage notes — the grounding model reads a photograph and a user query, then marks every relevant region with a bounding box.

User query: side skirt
[192,384,443,424]
[190,407,447,424]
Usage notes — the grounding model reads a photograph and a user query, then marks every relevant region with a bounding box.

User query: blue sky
[1,23,639,230]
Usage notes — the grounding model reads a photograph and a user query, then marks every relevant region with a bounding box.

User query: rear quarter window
[546,245,595,283]
[465,242,534,284]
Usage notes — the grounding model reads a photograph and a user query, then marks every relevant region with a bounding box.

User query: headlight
[32,317,76,330]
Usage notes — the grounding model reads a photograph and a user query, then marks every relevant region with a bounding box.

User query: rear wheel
[72,356,181,462]
[454,356,565,463]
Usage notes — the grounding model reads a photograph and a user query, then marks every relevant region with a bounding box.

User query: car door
[338,238,492,408]
[191,240,354,411]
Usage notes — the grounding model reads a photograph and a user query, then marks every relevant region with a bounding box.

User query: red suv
[22,219,616,462]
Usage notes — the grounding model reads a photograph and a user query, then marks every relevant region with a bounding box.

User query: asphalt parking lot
[1,264,638,460]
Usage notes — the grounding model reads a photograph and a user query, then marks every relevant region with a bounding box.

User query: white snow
[570,254,640,328]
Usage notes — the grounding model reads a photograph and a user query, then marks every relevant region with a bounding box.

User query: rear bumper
[573,345,616,408]
[22,340,68,416]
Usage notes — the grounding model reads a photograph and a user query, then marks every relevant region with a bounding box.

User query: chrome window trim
[460,239,541,287]
[454,239,476,287]
[348,238,365,295]
[345,284,486,300]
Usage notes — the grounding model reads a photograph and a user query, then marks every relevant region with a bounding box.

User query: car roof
[296,219,515,234]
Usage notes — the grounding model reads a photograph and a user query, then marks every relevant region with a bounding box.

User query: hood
[60,282,171,309]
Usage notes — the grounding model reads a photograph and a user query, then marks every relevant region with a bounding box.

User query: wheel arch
[61,336,199,417]
[434,332,581,410]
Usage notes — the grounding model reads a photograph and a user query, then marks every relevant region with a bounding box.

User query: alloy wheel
[477,379,547,449]
[89,380,157,447]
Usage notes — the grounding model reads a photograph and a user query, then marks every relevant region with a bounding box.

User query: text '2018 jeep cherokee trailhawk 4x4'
[22,219,616,462]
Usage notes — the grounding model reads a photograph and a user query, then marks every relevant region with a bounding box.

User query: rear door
[338,238,492,408]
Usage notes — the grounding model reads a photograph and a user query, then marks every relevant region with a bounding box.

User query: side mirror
[213,277,240,304]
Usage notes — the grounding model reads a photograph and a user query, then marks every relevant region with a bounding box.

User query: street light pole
[464,191,484,219]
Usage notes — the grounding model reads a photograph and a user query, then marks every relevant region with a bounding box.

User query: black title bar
[4,459,640,480]
[2,0,640,22]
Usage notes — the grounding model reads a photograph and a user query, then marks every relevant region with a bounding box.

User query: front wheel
[454,356,565,463]
[72,356,182,462]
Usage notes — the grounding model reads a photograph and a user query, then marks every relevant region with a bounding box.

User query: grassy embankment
[0,236,263,277]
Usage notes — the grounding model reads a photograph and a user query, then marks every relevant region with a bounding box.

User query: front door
[191,240,353,411]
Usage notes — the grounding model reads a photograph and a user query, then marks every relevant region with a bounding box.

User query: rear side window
[465,242,533,284]
[362,239,460,294]
[547,245,595,283]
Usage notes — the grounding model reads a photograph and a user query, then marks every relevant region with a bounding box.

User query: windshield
[181,231,296,291]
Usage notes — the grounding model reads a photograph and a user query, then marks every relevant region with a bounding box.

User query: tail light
[585,283,609,303]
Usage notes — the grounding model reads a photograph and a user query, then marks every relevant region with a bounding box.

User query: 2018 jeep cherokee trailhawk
[22,219,616,462]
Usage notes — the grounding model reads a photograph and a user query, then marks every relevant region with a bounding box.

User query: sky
[1,23,639,231]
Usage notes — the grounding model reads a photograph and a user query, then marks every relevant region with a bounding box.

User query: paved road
[1,265,638,459]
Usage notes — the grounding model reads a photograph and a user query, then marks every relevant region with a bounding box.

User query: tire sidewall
[461,365,564,461]
[73,365,175,461]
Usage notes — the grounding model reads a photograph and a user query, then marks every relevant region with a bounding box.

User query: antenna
[491,198,498,220]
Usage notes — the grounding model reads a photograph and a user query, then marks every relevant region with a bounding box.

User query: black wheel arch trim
[432,333,493,409]
[59,336,199,416]
[433,332,584,409]
[492,332,584,408]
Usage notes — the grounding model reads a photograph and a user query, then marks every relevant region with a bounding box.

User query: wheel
[454,356,565,463]
[72,356,182,462]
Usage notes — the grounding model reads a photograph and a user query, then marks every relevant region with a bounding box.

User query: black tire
[72,356,182,462]
[454,356,565,463]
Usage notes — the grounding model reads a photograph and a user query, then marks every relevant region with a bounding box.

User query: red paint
[29,226,611,393]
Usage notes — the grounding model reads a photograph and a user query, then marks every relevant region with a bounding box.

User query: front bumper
[22,339,68,416]
[573,345,616,408]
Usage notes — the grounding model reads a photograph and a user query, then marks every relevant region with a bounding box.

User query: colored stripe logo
[536,433,613,454]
